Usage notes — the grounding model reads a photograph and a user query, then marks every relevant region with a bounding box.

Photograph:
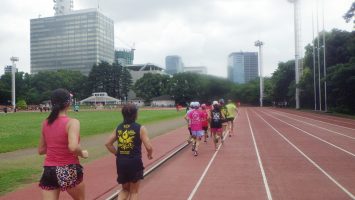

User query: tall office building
[228,52,258,84]
[115,49,134,66]
[30,0,114,75]
[165,55,184,75]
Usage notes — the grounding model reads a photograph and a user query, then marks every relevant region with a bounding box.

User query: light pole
[322,0,327,112]
[10,56,19,110]
[255,40,264,107]
[288,0,301,109]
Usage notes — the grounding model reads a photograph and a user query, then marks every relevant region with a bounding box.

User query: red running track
[1,107,354,200]
[136,107,355,200]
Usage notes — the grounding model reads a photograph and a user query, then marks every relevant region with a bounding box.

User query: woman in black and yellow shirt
[106,104,153,200]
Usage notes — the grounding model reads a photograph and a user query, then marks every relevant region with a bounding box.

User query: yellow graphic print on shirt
[117,128,135,155]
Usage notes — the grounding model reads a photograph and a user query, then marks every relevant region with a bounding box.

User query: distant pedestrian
[3,106,7,114]
[38,88,89,200]
[105,103,153,200]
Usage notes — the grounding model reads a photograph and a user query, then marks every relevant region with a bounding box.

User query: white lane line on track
[268,110,355,140]
[260,110,355,157]
[254,110,355,199]
[268,109,355,131]
[246,110,273,200]
[187,131,228,200]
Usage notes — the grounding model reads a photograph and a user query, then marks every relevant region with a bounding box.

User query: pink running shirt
[42,116,80,166]
[188,109,203,131]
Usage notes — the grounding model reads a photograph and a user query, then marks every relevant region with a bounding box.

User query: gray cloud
[0,0,353,77]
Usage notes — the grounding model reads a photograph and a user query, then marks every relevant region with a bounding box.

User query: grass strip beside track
[0,109,183,153]
[0,109,184,195]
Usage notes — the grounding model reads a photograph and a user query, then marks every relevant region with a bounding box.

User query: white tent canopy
[80,92,121,105]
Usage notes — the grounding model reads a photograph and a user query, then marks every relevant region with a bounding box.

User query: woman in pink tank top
[38,88,89,200]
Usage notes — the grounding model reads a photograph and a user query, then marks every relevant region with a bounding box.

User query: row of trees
[132,29,354,114]
[0,62,132,105]
[265,29,354,114]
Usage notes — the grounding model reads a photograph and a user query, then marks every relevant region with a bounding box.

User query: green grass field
[0,109,184,195]
[0,109,184,153]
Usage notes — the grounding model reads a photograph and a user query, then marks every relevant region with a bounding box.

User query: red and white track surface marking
[137,107,355,200]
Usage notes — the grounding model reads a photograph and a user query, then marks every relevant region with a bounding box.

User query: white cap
[212,100,218,105]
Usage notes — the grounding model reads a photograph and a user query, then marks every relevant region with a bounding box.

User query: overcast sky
[0,0,353,77]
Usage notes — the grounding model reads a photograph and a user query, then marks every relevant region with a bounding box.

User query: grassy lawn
[0,109,185,196]
[0,109,184,153]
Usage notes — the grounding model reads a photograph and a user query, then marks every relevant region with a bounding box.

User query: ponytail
[46,88,71,125]
[47,104,61,125]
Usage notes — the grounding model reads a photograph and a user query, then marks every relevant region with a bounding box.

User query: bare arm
[67,119,88,158]
[105,131,117,155]
[140,126,153,160]
[184,112,189,122]
[38,129,47,155]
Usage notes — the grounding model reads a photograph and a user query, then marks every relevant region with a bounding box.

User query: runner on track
[187,102,205,156]
[225,99,238,137]
[201,104,209,143]
[38,88,89,200]
[210,101,224,150]
[105,103,153,200]
[219,99,229,140]
[184,102,194,144]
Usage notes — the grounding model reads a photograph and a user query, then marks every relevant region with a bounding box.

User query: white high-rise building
[228,52,258,84]
[30,1,114,75]
[165,55,184,75]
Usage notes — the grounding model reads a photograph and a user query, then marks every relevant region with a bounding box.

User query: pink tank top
[42,116,80,166]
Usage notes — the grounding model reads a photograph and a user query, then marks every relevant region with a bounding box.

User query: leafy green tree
[120,66,133,99]
[343,2,355,24]
[326,61,355,114]
[270,60,295,105]
[133,73,170,103]
[86,62,130,99]
[16,99,27,109]
[0,72,31,105]
[167,73,202,104]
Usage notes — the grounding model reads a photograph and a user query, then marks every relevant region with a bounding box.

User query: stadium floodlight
[287,0,301,109]
[10,57,19,109]
[255,40,264,107]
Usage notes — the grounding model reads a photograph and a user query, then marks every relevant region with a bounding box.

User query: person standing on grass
[187,102,205,156]
[105,103,153,200]
[38,88,89,200]
[225,99,238,137]
[210,101,224,150]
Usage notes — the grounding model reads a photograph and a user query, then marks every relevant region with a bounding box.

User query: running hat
[219,98,225,105]
[190,102,197,108]
[212,101,218,105]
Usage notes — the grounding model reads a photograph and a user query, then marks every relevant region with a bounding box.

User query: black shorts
[39,164,83,191]
[116,157,144,184]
